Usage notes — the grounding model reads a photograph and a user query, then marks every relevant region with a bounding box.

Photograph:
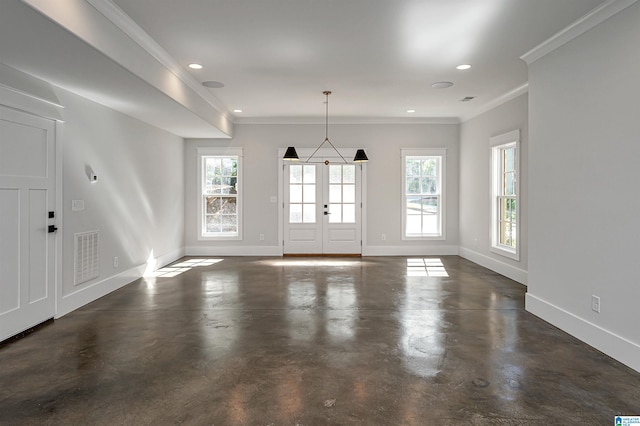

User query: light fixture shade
[353,149,368,163]
[283,146,299,161]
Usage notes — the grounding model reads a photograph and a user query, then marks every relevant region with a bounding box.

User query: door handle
[48,225,58,233]
[324,211,331,215]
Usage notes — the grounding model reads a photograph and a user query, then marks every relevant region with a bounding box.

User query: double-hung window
[491,130,519,259]
[402,148,446,239]
[198,148,242,240]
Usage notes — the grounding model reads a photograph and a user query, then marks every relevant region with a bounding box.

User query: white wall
[185,123,459,255]
[526,2,640,372]
[56,87,185,316]
[459,94,528,284]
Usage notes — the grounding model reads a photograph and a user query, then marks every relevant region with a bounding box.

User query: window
[198,148,242,239]
[402,149,446,239]
[491,130,519,259]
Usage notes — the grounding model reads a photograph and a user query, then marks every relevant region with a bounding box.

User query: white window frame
[490,130,520,260]
[197,147,243,241]
[401,148,446,240]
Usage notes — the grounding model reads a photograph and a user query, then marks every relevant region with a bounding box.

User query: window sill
[198,235,242,241]
[402,235,446,241]
[490,245,519,261]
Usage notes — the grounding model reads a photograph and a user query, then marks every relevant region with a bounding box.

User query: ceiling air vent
[460,96,476,102]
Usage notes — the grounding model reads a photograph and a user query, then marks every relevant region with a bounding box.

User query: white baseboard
[526,293,640,373]
[154,247,185,269]
[459,247,528,285]
[185,245,283,256]
[362,245,459,256]
[56,248,185,318]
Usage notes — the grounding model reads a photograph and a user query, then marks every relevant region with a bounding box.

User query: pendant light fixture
[283,91,368,163]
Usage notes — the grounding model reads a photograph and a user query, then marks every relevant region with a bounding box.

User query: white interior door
[283,158,362,255]
[0,106,56,341]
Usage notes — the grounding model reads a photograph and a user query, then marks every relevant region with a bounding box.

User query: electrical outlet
[381,233,386,241]
[260,233,265,241]
[591,295,600,313]
[113,256,119,268]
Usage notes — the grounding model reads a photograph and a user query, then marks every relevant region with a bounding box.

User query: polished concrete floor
[1,256,639,425]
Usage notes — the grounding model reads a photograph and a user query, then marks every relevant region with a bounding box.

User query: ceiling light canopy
[202,80,224,88]
[283,91,368,164]
[432,81,454,89]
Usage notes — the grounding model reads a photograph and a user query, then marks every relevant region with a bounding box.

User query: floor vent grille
[75,231,99,285]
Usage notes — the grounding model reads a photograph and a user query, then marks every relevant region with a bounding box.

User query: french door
[284,159,362,255]
[0,106,57,341]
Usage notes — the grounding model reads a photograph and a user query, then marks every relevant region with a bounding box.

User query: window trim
[401,148,447,240]
[490,130,520,260]
[197,147,243,241]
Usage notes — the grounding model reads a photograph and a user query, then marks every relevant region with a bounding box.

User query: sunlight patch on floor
[148,258,223,278]
[406,258,449,277]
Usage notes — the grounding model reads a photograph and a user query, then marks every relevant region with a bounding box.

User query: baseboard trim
[526,293,640,373]
[459,247,528,285]
[362,245,459,256]
[185,246,283,256]
[56,248,184,318]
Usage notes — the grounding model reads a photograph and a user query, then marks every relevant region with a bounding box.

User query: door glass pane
[343,165,355,183]
[343,185,355,203]
[290,165,302,183]
[303,204,316,223]
[329,204,341,223]
[290,185,302,203]
[329,165,342,183]
[290,204,302,223]
[303,184,316,203]
[329,185,341,203]
[303,165,316,184]
[343,204,355,223]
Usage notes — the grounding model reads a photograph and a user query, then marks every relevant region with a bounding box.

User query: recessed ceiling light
[233,109,243,113]
[188,63,203,69]
[202,81,225,88]
[407,109,416,113]
[432,81,454,89]
[456,64,472,70]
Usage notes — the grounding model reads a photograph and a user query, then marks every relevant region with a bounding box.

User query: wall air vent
[75,231,99,285]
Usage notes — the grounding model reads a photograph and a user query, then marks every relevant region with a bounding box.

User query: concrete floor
[1,256,639,425]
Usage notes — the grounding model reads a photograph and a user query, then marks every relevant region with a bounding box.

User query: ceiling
[0,0,608,136]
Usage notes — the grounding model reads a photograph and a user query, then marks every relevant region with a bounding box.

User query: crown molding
[233,116,460,125]
[521,0,639,64]
[85,0,230,118]
[459,83,529,123]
